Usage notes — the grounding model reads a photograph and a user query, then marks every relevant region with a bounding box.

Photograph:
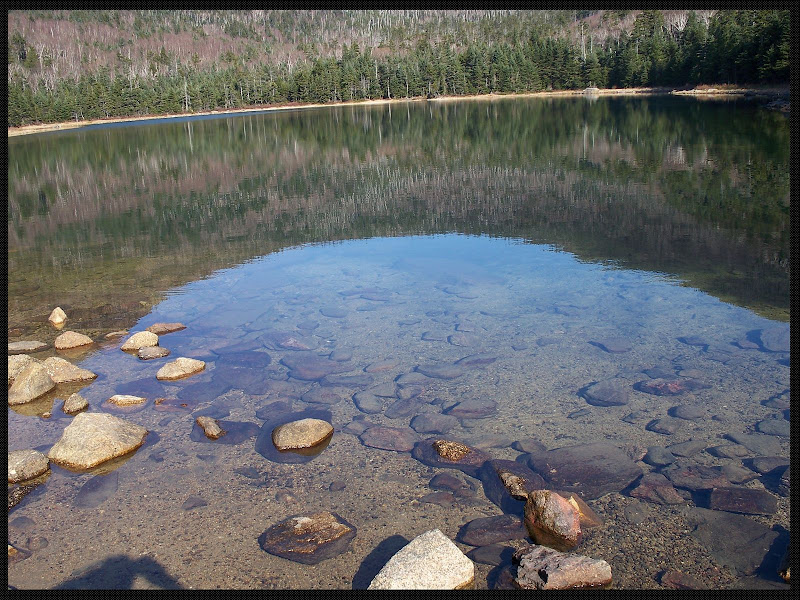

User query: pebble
[181,495,208,511]
[195,416,226,440]
[48,307,67,327]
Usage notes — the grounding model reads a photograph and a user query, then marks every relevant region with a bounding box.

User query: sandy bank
[8,85,788,137]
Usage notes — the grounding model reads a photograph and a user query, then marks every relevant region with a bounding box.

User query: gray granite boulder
[8,450,50,483]
[8,362,55,405]
[47,412,148,470]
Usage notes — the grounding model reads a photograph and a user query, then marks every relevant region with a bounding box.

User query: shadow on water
[53,555,184,589]
[351,534,410,589]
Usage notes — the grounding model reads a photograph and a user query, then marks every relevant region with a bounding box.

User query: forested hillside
[7,9,790,127]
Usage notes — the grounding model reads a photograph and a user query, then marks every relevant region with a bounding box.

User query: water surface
[7,96,790,590]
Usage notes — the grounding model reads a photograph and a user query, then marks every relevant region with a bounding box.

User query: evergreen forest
[7,9,790,127]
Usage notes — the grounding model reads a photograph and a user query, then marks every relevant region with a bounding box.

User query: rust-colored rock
[259,511,356,564]
[523,490,582,552]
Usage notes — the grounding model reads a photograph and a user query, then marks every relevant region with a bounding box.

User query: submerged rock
[54,331,94,350]
[145,322,186,335]
[527,442,642,500]
[758,326,789,353]
[523,490,582,552]
[365,358,399,373]
[411,438,491,477]
[513,545,612,590]
[74,471,119,508]
[410,413,459,435]
[629,473,685,505]
[445,398,497,419]
[353,391,383,414]
[260,330,319,351]
[8,450,50,483]
[582,379,629,407]
[272,418,333,451]
[664,464,730,491]
[120,331,159,352]
[47,412,148,470]
[707,487,778,515]
[281,354,351,381]
[636,378,710,396]
[42,357,97,384]
[259,511,356,564]
[8,362,56,405]
[156,357,206,380]
[457,514,528,547]
[415,363,465,380]
[301,388,344,405]
[368,529,474,589]
[478,459,546,512]
[360,426,420,452]
[590,337,632,353]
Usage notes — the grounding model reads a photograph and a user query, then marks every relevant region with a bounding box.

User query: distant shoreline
[8,85,788,137]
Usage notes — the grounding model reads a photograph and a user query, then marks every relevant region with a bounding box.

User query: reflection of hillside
[8,97,789,323]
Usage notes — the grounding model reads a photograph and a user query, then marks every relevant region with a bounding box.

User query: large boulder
[8,355,36,386]
[47,412,148,470]
[527,442,642,500]
[259,512,356,564]
[8,362,55,405]
[368,529,474,589]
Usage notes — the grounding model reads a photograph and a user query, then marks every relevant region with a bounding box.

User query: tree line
[8,10,789,127]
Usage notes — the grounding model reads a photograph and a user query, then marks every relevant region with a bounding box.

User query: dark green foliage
[7,10,789,127]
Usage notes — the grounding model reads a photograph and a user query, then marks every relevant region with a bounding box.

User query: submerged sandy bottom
[8,236,790,589]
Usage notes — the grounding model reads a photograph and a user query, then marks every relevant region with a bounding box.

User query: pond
[7,95,790,590]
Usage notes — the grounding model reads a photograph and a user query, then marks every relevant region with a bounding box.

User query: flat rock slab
[660,569,708,590]
[687,507,779,576]
[758,326,789,352]
[365,358,400,373]
[353,391,383,414]
[669,404,706,420]
[646,417,684,435]
[636,378,710,396]
[466,544,515,567]
[384,397,421,419]
[755,419,789,437]
[54,331,95,350]
[513,545,612,590]
[319,306,348,318]
[42,357,97,384]
[417,491,455,507]
[47,412,148,470]
[260,331,319,351]
[724,432,783,456]
[412,438,491,477]
[457,514,528,547]
[301,387,344,405]
[360,426,420,452]
[448,333,480,347]
[320,373,373,389]
[8,450,50,483]
[9,341,48,354]
[368,529,474,589]
[445,398,497,419]
[527,442,642,500]
[120,331,158,351]
[629,473,684,505]
[156,357,206,381]
[663,465,729,491]
[329,348,353,362]
[211,365,271,395]
[107,394,147,407]
[74,471,119,508]
[281,354,352,381]
[582,379,629,407]
[415,363,465,380]
[455,353,497,367]
[272,418,333,451]
[259,512,356,565]
[590,337,632,353]
[665,440,707,457]
[410,413,459,434]
[145,322,186,335]
[8,362,56,405]
[707,487,778,515]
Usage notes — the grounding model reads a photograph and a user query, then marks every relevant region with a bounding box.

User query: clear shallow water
[7,97,790,589]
